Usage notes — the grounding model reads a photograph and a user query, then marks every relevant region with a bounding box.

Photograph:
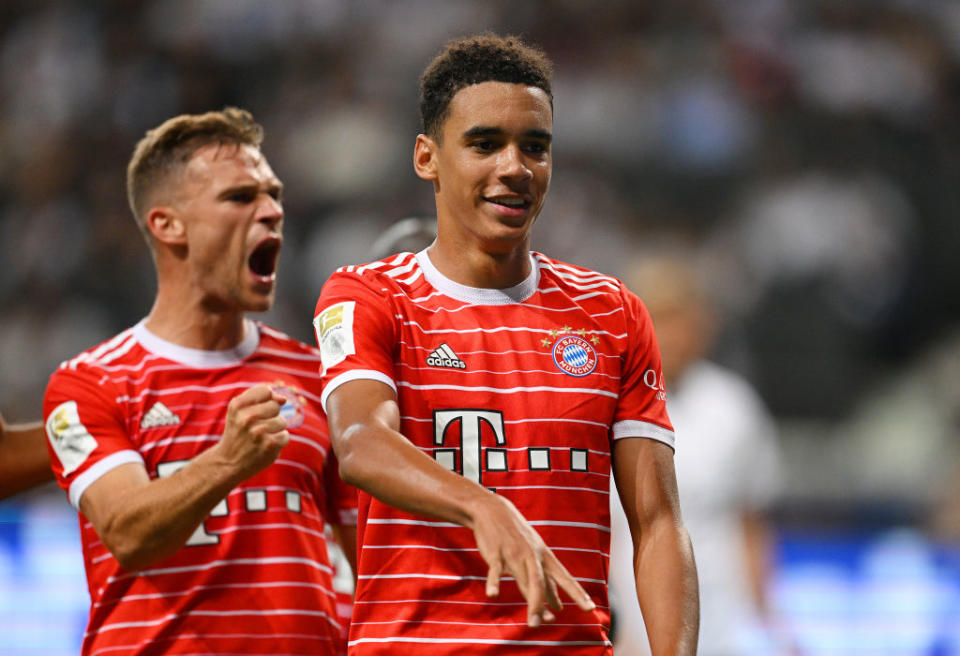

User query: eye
[471,140,497,153]
[523,142,549,155]
[227,189,256,203]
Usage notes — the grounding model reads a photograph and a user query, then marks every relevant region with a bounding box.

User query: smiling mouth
[249,239,281,278]
[485,196,531,211]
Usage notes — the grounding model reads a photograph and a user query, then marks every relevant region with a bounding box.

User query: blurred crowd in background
[2,0,960,653]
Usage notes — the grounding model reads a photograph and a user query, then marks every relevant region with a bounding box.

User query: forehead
[184,142,276,184]
[443,81,552,134]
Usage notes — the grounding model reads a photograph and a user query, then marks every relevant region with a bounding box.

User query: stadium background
[1,0,960,653]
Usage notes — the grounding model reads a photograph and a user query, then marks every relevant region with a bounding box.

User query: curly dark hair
[419,33,553,140]
[126,107,264,247]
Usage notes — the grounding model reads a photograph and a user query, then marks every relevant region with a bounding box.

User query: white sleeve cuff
[68,449,145,509]
[321,369,397,412]
[612,420,675,450]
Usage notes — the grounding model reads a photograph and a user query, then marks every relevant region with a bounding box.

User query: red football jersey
[43,320,357,656]
[313,250,673,654]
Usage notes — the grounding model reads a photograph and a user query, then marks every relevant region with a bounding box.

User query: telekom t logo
[433,409,508,485]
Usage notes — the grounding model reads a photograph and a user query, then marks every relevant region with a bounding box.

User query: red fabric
[314,251,672,654]
[43,322,356,655]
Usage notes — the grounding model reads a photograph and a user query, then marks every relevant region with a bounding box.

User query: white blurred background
[1,1,960,653]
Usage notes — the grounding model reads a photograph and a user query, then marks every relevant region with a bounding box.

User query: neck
[427,239,531,289]
[144,281,247,351]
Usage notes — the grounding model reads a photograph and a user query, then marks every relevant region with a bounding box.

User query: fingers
[524,555,547,628]
[231,383,276,407]
[544,575,562,614]
[219,384,291,475]
[543,552,596,612]
[486,560,502,598]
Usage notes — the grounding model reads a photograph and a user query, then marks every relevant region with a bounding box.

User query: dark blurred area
[2,1,960,652]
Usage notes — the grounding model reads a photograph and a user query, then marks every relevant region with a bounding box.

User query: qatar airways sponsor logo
[644,369,667,402]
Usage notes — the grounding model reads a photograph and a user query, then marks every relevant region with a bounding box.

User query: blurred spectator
[369,216,437,260]
[609,252,788,655]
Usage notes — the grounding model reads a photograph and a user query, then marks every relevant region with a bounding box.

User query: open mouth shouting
[248,236,282,285]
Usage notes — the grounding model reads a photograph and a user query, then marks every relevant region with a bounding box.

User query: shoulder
[45,328,142,412]
[325,252,423,292]
[50,327,142,384]
[257,323,321,359]
[534,252,641,320]
[534,252,624,295]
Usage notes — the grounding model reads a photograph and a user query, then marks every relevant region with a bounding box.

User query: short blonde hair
[126,107,263,246]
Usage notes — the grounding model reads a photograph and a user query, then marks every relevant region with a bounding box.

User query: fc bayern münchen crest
[271,382,306,428]
[552,335,597,377]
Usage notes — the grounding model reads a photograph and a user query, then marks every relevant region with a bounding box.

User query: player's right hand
[217,383,290,479]
[471,493,596,628]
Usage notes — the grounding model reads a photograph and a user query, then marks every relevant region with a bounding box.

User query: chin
[243,292,275,314]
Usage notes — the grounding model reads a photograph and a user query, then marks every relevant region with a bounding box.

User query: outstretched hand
[471,493,596,627]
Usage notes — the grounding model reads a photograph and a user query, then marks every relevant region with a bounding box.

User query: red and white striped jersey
[313,250,673,655]
[43,320,357,656]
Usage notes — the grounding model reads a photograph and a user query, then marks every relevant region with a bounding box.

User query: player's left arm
[0,411,53,500]
[612,435,699,656]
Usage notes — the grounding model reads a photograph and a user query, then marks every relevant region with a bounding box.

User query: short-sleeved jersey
[43,319,357,656]
[313,250,673,655]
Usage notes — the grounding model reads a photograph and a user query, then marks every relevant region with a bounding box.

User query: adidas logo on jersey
[141,402,181,429]
[426,343,466,369]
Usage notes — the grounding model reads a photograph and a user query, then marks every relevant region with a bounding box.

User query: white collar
[133,318,259,367]
[415,249,539,305]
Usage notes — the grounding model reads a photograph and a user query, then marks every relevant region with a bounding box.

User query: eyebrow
[462,126,553,143]
[217,180,284,198]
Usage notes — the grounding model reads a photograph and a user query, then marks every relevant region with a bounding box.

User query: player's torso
[349,264,623,654]
[393,289,622,495]
[78,337,342,654]
[125,359,326,501]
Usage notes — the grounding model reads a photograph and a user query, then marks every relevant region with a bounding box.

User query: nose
[257,194,284,230]
[497,144,532,182]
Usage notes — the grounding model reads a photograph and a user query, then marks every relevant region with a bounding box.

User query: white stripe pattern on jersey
[399,319,627,340]
[90,607,342,636]
[64,330,135,369]
[115,380,259,404]
[397,381,619,399]
[349,637,610,647]
[400,415,611,429]
[88,632,336,656]
[108,556,335,583]
[534,253,620,284]
[94,580,339,607]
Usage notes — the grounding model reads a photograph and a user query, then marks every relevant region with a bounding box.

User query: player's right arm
[326,378,595,627]
[315,269,594,627]
[45,376,289,571]
[0,411,53,500]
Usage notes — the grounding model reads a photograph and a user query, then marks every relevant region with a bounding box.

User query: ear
[413,134,439,181]
[145,206,187,247]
